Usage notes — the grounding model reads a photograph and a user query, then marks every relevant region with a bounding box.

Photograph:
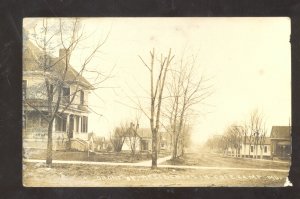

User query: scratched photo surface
[22,17,291,187]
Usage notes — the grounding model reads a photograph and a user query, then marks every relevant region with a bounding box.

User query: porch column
[78,116,82,134]
[66,114,70,136]
[74,115,77,133]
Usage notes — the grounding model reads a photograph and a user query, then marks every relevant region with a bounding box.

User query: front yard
[23,162,287,187]
[23,148,170,163]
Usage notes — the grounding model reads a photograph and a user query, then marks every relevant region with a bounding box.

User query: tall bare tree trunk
[46,121,53,166]
[151,128,158,168]
[243,137,247,158]
[173,135,178,159]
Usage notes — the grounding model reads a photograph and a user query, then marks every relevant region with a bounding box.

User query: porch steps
[71,138,89,152]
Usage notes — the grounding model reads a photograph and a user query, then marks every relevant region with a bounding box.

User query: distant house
[122,128,152,152]
[240,137,271,158]
[159,131,172,152]
[226,126,292,159]
[88,132,107,152]
[270,126,292,159]
[121,127,172,152]
[23,35,94,152]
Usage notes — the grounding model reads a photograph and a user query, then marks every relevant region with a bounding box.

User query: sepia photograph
[22,17,291,187]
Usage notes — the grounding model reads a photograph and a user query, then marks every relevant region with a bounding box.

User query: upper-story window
[62,87,70,103]
[80,90,84,105]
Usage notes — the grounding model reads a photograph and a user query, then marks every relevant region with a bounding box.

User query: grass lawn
[23,148,170,163]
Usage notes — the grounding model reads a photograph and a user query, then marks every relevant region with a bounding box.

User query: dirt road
[162,153,290,170]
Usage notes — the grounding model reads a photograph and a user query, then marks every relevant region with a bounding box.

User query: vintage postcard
[22,17,291,187]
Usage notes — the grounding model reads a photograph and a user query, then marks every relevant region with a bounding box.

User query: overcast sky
[24,17,291,145]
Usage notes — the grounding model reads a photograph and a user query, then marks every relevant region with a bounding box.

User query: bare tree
[205,134,229,155]
[224,125,243,157]
[127,121,140,156]
[165,54,212,160]
[240,121,250,158]
[24,18,110,167]
[127,111,142,156]
[179,121,192,156]
[221,135,230,156]
[110,125,126,152]
[248,109,267,159]
[139,49,174,168]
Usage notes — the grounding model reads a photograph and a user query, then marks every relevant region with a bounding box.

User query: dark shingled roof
[270,126,291,139]
[23,39,94,90]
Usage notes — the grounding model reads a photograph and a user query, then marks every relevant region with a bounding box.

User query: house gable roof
[123,128,168,139]
[23,39,94,90]
[270,126,291,139]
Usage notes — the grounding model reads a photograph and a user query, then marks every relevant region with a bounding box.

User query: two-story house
[23,37,94,152]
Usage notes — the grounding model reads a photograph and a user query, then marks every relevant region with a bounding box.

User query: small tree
[225,125,242,157]
[180,122,192,156]
[240,122,250,158]
[110,126,126,152]
[128,121,140,156]
[248,109,266,159]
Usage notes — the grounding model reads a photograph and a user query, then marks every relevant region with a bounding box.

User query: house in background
[240,137,271,159]
[159,131,172,152]
[270,126,292,159]
[225,126,291,159]
[122,128,152,152]
[23,36,94,152]
[121,127,172,152]
[88,132,107,152]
